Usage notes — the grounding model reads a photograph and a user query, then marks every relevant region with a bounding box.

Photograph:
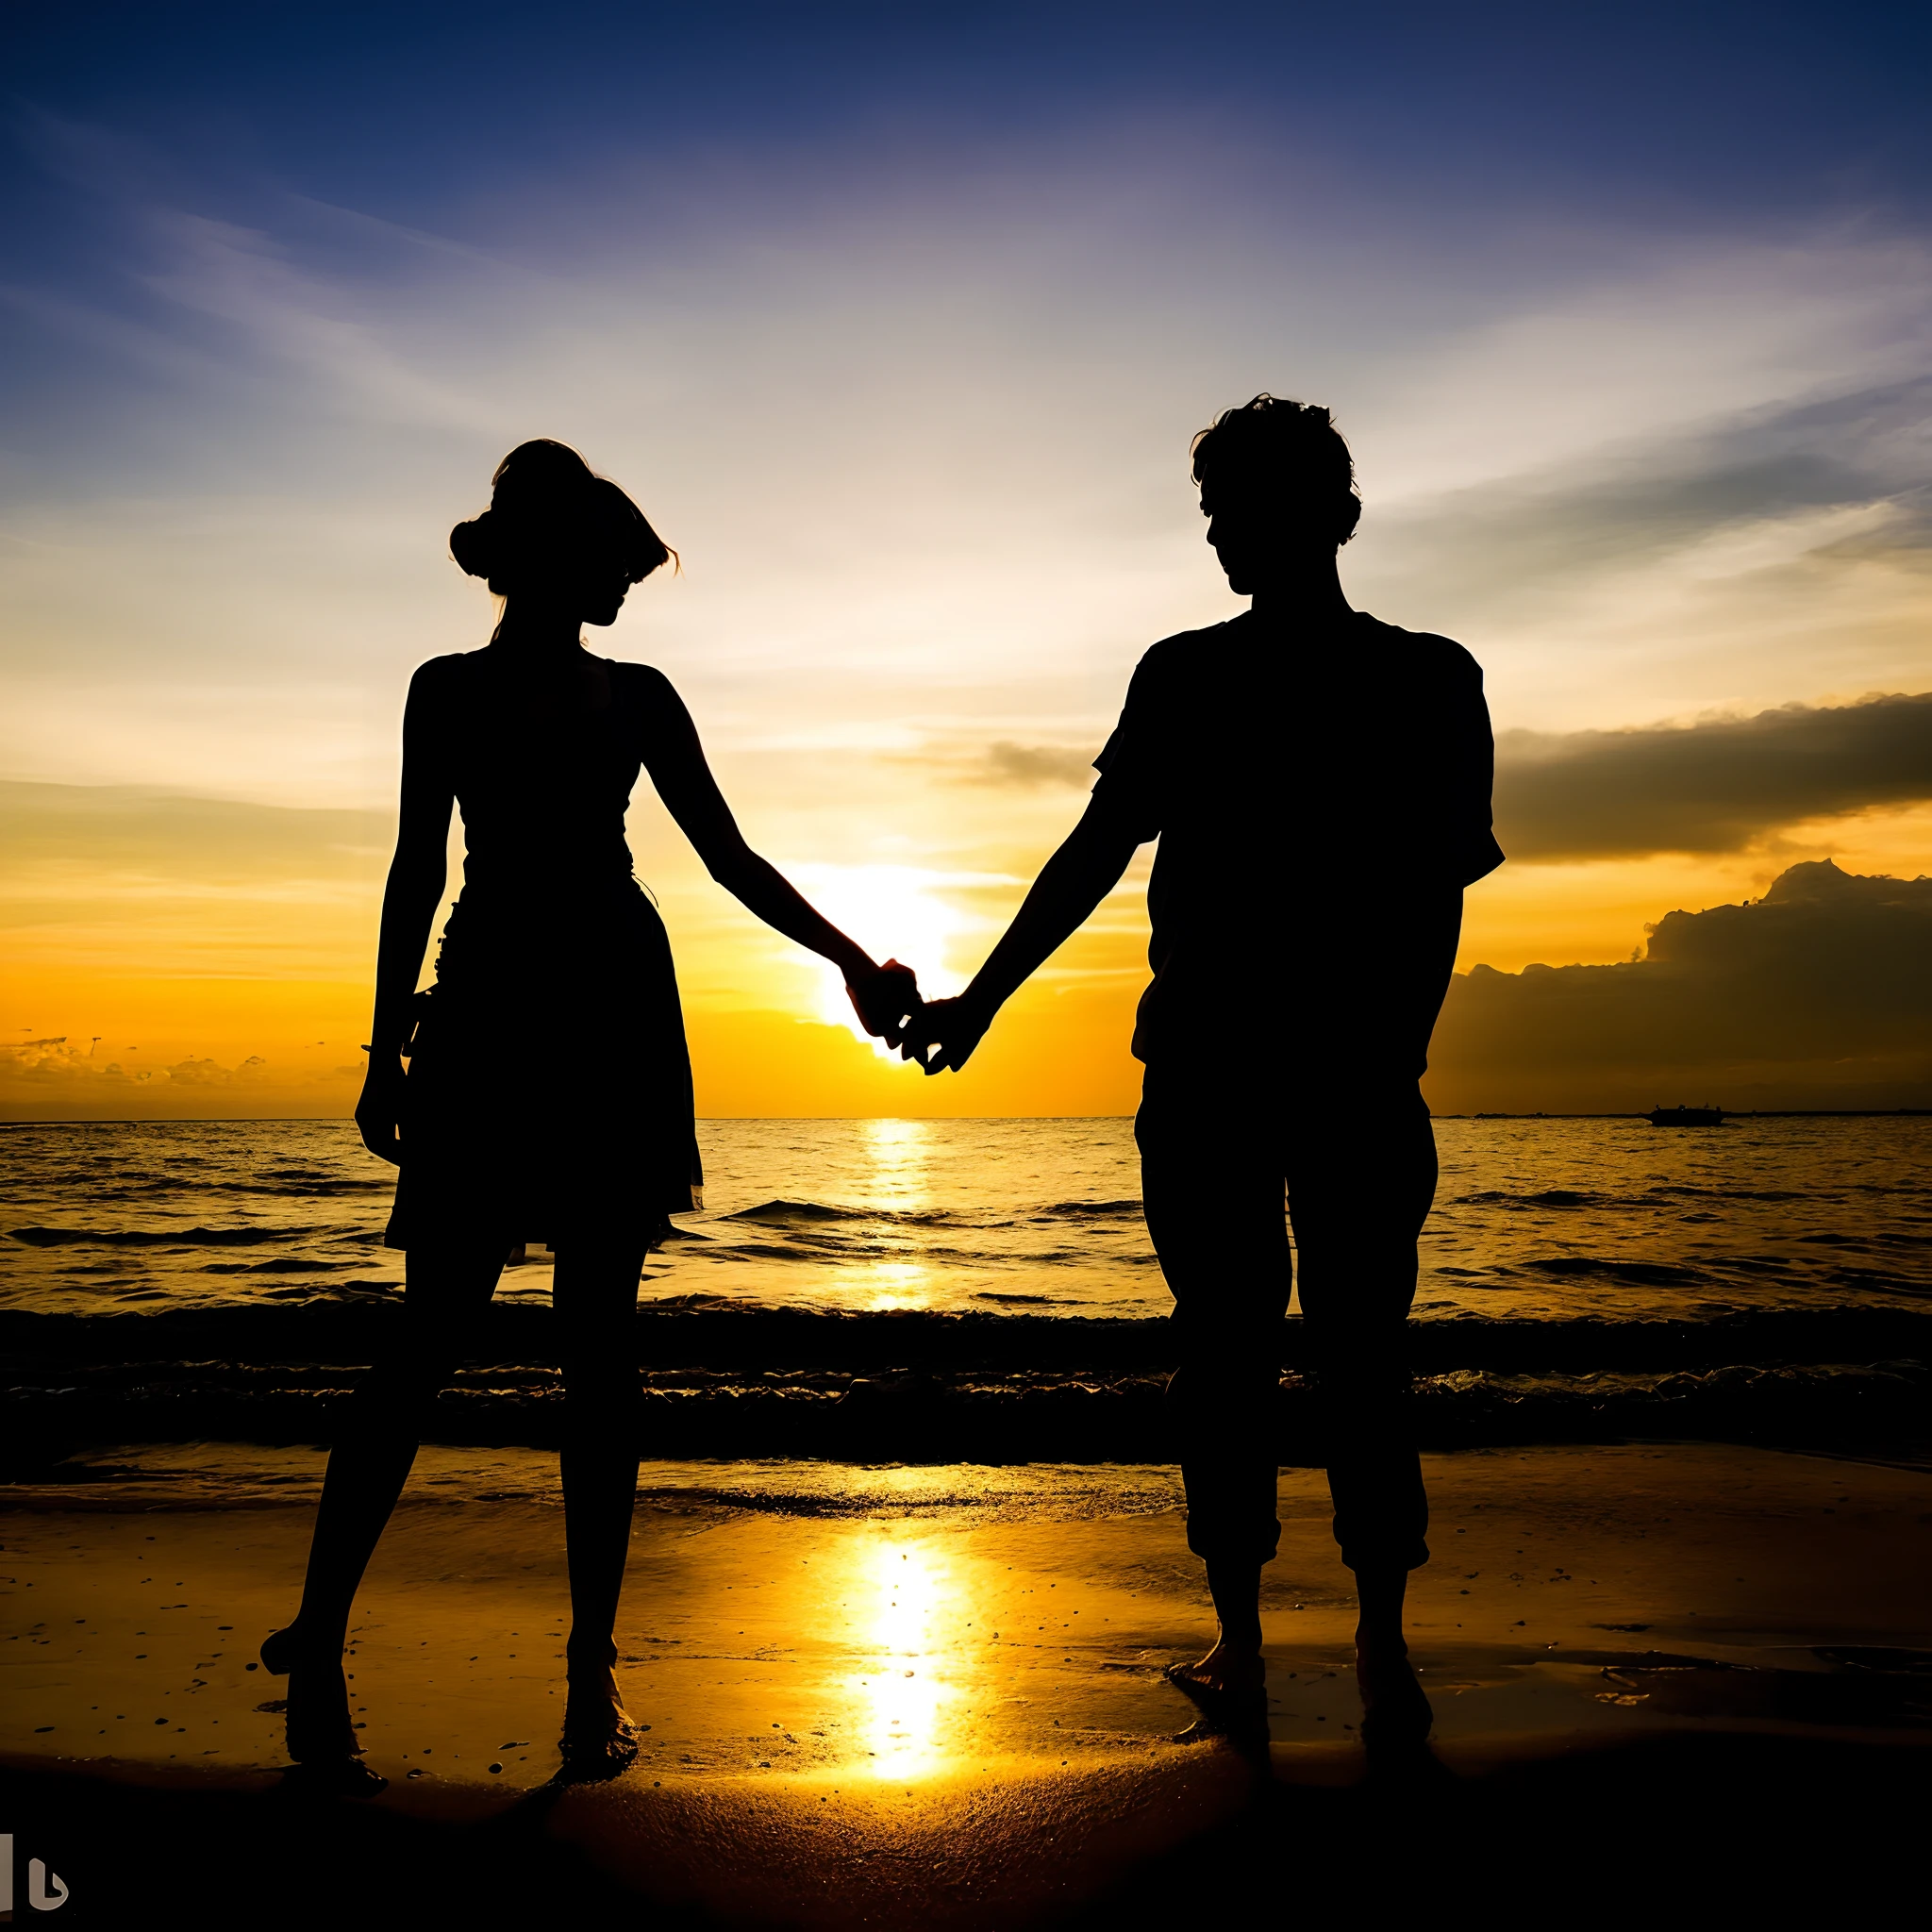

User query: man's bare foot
[559,1664,641,1778]
[1165,1637,1266,1699]
[1355,1629,1431,1739]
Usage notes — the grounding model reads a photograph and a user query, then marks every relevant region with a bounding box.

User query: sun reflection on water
[847,1119,935,1308]
[841,1261,934,1311]
[844,1537,961,1778]
[861,1116,931,1210]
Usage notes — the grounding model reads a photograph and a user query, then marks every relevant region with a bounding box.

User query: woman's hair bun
[450,439,674,593]
[448,508,501,582]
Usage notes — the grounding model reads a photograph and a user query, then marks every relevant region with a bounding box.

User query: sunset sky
[6,1,1931,1116]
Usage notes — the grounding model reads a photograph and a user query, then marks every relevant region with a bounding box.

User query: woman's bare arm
[356,664,456,1161]
[635,670,917,1040]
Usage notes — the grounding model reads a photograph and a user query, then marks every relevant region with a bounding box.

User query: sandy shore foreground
[4,1441,1929,1924]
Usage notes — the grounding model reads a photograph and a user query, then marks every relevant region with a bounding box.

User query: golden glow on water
[849,1117,935,1307]
[844,1536,963,1779]
[860,1116,932,1209]
[845,1261,935,1311]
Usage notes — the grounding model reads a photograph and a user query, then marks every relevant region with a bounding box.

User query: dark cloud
[1494,691,1932,860]
[1428,860,1932,1110]
[1373,375,1932,624]
[964,743,1098,789]
[959,691,1932,858]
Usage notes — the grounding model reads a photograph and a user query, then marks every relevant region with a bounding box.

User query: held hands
[898,992,994,1075]
[843,961,994,1073]
[845,958,924,1050]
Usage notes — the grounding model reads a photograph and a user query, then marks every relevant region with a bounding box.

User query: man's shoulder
[1127,618,1244,685]
[1354,613,1485,684]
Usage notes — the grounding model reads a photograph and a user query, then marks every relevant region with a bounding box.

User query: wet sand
[4,1441,1929,1924]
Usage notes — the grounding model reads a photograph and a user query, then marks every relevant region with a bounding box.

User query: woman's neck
[492,601,586,655]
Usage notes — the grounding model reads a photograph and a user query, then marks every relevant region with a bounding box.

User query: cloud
[0,1035,358,1120]
[0,780,391,879]
[1494,691,1932,860]
[0,1038,266,1091]
[948,687,1932,855]
[1363,369,1932,622]
[966,743,1098,790]
[1427,859,1932,1111]
[1350,341,1932,734]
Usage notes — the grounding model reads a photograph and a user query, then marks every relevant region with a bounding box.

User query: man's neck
[1246,556,1353,624]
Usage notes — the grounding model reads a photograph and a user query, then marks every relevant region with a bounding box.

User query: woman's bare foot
[558,1665,641,1778]
[262,1624,386,1788]
[1355,1628,1432,1740]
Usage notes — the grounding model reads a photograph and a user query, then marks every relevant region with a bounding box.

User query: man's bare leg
[1354,1562,1431,1733]
[1167,1559,1266,1695]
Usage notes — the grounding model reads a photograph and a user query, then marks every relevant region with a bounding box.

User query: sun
[779,864,976,1050]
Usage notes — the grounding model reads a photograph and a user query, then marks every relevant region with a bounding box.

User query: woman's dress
[384,647,702,1253]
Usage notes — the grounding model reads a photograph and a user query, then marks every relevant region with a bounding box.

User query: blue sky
[4,0,1931,1083]
[11,3,1930,217]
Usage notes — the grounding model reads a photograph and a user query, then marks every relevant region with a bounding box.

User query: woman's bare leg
[268,1238,503,1761]
[551,1237,648,1764]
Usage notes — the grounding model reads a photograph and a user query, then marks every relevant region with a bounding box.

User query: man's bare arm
[917,798,1145,1073]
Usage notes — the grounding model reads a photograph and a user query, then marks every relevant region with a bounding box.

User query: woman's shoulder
[401,651,486,720]
[407,649,481,692]
[602,658,686,713]
[603,656,677,690]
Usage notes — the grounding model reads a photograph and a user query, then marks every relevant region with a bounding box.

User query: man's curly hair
[1190,394,1360,545]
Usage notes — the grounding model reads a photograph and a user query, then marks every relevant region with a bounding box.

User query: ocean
[3,1115,1928,1462]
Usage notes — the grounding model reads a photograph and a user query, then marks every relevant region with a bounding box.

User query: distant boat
[1645,1104,1725,1127]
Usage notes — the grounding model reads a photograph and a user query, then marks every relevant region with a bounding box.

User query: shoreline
[7,1299,1928,1463]
[7,1108,1932,1127]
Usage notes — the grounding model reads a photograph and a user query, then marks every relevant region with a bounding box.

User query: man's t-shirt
[1091,608,1504,1065]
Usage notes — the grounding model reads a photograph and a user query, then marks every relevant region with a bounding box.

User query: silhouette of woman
[262,440,919,1785]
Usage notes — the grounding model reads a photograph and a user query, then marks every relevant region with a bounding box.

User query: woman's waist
[458,852,641,896]
[436,879,666,968]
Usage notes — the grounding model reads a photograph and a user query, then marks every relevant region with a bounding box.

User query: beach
[6,1116,1930,1919]
[5,1441,1929,1924]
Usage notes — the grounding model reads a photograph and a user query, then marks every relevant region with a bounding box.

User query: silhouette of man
[911,396,1503,1732]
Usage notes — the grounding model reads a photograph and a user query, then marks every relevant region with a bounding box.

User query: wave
[722,1199,859,1224]
[3,1357,1924,1463]
[202,1257,351,1274]
[1448,1186,1853,1209]
[27,1180,391,1201]
[8,1224,327,1247]
[716,1197,1145,1231]
[1454,1189,1617,1208]
[4,1299,1927,1374]
[1522,1257,1708,1286]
